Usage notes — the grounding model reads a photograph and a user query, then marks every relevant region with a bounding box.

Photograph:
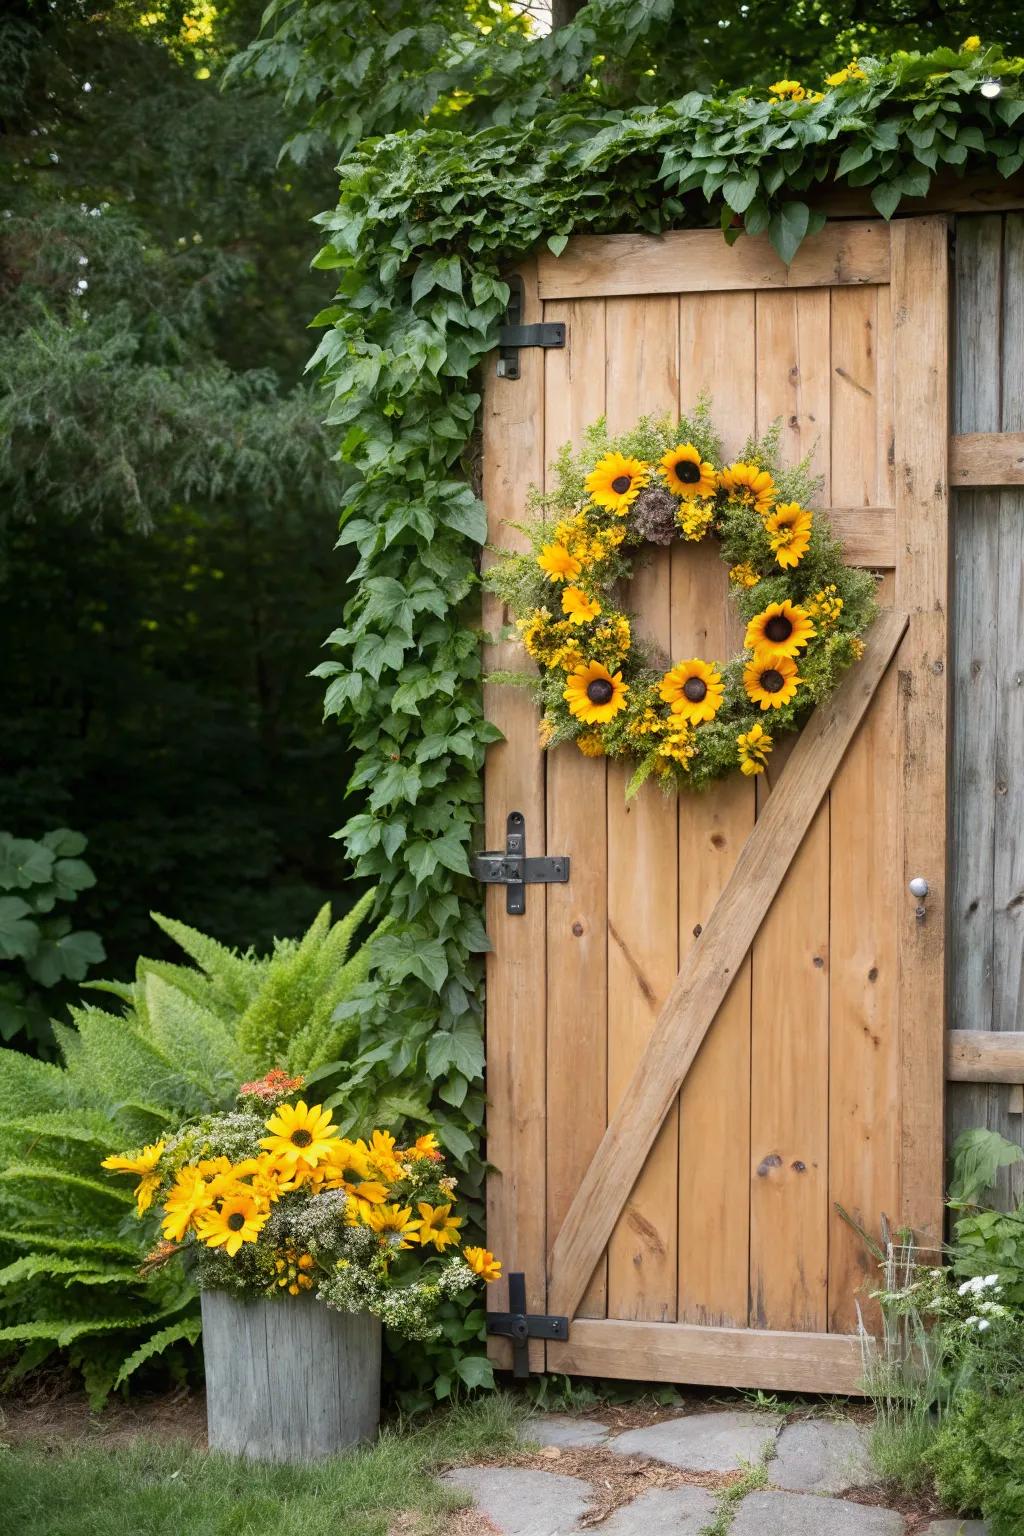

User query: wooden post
[201,1293,381,1461]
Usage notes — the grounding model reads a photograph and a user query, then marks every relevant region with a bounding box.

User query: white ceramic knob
[908,877,929,899]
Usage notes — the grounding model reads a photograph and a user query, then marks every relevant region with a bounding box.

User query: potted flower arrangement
[101,1069,500,1461]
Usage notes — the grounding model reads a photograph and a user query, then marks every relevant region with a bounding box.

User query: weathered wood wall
[950,213,1024,1209]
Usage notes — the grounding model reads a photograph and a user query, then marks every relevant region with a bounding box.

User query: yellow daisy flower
[537,543,582,583]
[729,562,761,589]
[737,723,773,776]
[463,1246,502,1283]
[719,461,776,515]
[659,443,717,500]
[259,1100,338,1170]
[196,1192,270,1257]
[658,658,724,725]
[415,1201,464,1252]
[743,600,816,659]
[743,653,803,710]
[101,1140,165,1178]
[363,1203,420,1252]
[962,35,981,52]
[561,586,602,624]
[563,661,629,725]
[161,1166,212,1242]
[825,61,866,86]
[407,1132,441,1160]
[769,78,806,100]
[764,503,813,569]
[576,731,606,757]
[316,1139,389,1203]
[584,451,649,514]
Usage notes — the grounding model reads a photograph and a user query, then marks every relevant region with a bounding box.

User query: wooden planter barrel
[201,1291,381,1461]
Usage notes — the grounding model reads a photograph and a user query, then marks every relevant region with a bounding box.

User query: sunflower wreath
[488,400,879,794]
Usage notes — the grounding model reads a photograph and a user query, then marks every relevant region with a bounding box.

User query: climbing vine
[311,40,1024,1198]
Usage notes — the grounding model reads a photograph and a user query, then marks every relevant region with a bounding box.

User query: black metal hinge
[486,1271,569,1378]
[472,811,569,915]
[497,274,565,380]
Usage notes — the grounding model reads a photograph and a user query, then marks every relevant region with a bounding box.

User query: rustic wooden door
[481,218,950,1393]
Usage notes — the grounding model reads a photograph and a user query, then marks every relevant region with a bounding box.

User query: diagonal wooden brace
[546,608,909,1323]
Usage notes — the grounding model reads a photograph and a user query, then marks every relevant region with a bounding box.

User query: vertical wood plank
[749,289,832,1331]
[543,299,610,1316]
[605,295,680,1322]
[993,214,1024,1202]
[675,292,756,1326]
[828,283,901,1332]
[482,260,548,1368]
[892,217,951,1252]
[949,219,1002,1179]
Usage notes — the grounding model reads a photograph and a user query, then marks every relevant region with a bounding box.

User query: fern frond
[236,902,333,1064]
[113,1316,201,1388]
[0,1051,66,1117]
[0,1255,140,1289]
[0,1112,125,1150]
[0,1230,140,1258]
[150,912,262,1012]
[143,973,252,1101]
[0,1165,134,1204]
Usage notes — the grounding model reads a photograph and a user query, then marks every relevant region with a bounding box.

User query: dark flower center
[682,677,708,703]
[586,678,615,704]
[760,669,785,694]
[610,475,632,494]
[676,459,701,484]
[290,1128,313,1148]
[764,615,793,643]
[227,1212,246,1231]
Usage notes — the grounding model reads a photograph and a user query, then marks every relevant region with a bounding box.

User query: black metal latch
[472,812,569,915]
[486,1271,569,1378]
[497,274,565,380]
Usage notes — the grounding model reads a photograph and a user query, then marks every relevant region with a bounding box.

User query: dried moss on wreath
[488,404,878,794]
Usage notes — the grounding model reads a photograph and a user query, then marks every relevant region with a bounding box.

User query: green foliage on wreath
[487,407,877,794]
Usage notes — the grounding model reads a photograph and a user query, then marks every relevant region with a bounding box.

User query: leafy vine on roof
[311,40,1024,1196]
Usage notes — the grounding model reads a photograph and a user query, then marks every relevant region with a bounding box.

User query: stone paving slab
[731,1489,905,1536]
[517,1415,610,1449]
[923,1522,989,1535]
[608,1409,782,1472]
[441,1466,593,1535]
[598,1485,718,1534]
[772,1418,875,1493]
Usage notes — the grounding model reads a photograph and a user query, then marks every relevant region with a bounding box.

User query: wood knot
[756,1153,783,1177]
[693,923,702,939]
[571,921,584,937]
[791,1160,807,1173]
[868,966,879,982]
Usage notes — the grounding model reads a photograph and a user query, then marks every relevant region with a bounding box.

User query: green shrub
[928,1391,1024,1536]
[0,896,378,1404]
[0,830,105,1054]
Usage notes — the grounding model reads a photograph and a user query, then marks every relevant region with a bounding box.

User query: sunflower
[659,443,717,500]
[584,452,649,514]
[537,543,582,583]
[161,1166,213,1242]
[576,731,606,758]
[197,1192,270,1257]
[719,461,776,515]
[415,1201,464,1252]
[463,1246,502,1283]
[743,653,803,710]
[764,503,813,568]
[561,586,602,624]
[259,1100,338,1170]
[363,1203,420,1253]
[736,723,773,776]
[744,600,816,659]
[563,661,629,725]
[658,658,724,725]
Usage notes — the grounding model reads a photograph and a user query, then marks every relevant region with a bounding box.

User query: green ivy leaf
[767,201,809,265]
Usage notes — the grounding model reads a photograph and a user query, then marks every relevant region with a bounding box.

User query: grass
[0,1394,525,1536]
[697,1447,772,1536]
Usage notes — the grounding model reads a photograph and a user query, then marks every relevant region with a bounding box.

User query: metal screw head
[909,877,929,899]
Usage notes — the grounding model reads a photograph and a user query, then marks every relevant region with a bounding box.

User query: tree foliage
[0,0,360,996]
